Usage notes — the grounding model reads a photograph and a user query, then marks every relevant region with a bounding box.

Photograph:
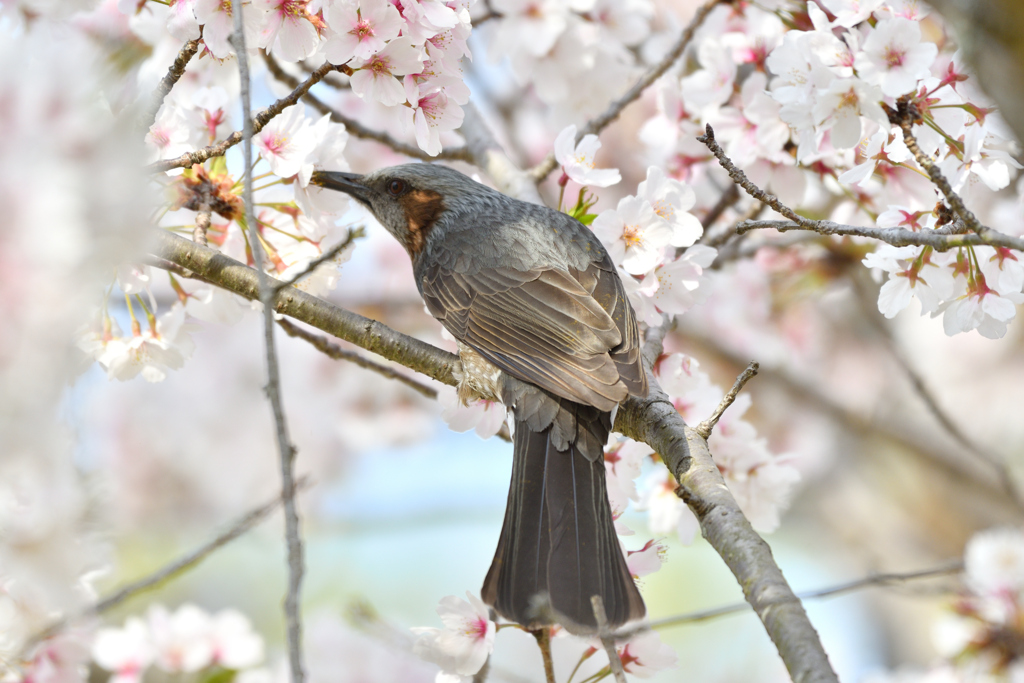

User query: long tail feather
[481,403,646,634]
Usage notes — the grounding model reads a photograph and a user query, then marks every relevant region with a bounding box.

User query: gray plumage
[313,163,648,633]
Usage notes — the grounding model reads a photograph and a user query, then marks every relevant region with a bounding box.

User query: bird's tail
[481,403,646,634]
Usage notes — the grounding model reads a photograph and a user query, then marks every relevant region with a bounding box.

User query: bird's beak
[311,171,373,206]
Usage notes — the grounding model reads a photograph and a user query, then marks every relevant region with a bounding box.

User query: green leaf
[200,668,237,683]
[578,213,598,226]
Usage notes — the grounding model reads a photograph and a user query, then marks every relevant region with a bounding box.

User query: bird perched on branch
[313,164,648,634]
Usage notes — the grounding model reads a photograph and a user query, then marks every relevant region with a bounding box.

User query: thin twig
[276,318,438,399]
[262,53,472,163]
[23,478,311,651]
[530,0,724,182]
[193,208,211,246]
[232,12,305,683]
[591,596,627,683]
[530,629,556,683]
[150,60,340,174]
[273,227,364,291]
[697,124,1024,252]
[142,30,203,130]
[643,560,964,631]
[695,362,759,439]
[851,277,1024,509]
[894,102,984,235]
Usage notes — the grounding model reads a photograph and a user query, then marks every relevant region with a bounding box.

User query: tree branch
[261,52,473,163]
[592,597,627,683]
[276,318,438,399]
[272,227,364,291]
[149,60,341,174]
[231,11,305,683]
[697,124,1024,252]
[23,478,311,653]
[529,0,724,182]
[695,361,759,439]
[142,30,203,130]
[642,559,963,631]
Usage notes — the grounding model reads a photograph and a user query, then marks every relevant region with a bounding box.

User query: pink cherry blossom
[255,0,320,63]
[194,0,264,59]
[92,617,155,683]
[626,539,667,579]
[854,18,938,98]
[617,630,678,678]
[412,593,496,678]
[404,80,464,156]
[438,386,507,439]
[350,37,425,106]
[324,0,403,64]
[145,105,191,163]
[648,244,717,316]
[553,125,622,188]
[254,104,317,178]
[167,0,200,41]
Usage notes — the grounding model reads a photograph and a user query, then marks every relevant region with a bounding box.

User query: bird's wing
[421,258,645,411]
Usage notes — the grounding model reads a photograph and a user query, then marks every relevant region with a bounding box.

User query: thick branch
[530,0,724,182]
[149,60,340,174]
[262,53,472,163]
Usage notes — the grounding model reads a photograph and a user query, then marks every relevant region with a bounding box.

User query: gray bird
[313,163,648,634]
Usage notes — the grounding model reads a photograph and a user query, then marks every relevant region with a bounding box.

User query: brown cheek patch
[399,189,445,256]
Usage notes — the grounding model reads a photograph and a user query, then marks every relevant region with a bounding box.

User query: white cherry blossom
[964,527,1024,597]
[92,618,155,683]
[438,386,506,439]
[854,18,938,97]
[636,166,703,247]
[553,125,622,188]
[592,196,671,275]
[405,81,464,156]
[412,593,495,679]
[145,105,192,163]
[812,77,888,149]
[819,0,884,28]
[648,244,717,317]
[254,104,317,178]
[616,630,678,678]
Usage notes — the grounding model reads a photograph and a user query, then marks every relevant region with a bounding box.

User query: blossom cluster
[867,527,1024,682]
[411,592,677,682]
[92,604,266,682]
[637,353,801,539]
[143,0,472,156]
[637,0,1023,338]
[554,127,718,327]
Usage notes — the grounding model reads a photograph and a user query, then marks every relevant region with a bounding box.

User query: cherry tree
[3,0,1024,682]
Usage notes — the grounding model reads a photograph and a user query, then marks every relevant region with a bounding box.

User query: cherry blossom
[604,438,652,516]
[438,386,507,439]
[98,305,197,383]
[488,0,568,61]
[194,0,264,59]
[592,196,671,275]
[941,275,1024,339]
[647,244,718,317]
[863,245,956,318]
[853,18,938,98]
[626,539,667,579]
[636,166,703,247]
[254,104,317,178]
[166,0,201,42]
[679,39,737,111]
[412,593,496,679]
[553,125,622,189]
[965,527,1024,596]
[256,0,321,63]
[350,37,425,106]
[324,0,403,64]
[145,105,191,163]
[616,630,678,678]
[812,77,888,149]
[92,618,155,683]
[209,609,265,669]
[405,80,465,157]
[819,0,884,28]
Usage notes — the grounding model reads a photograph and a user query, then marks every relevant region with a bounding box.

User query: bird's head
[312,163,492,259]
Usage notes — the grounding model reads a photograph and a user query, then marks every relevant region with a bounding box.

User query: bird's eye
[387,179,406,196]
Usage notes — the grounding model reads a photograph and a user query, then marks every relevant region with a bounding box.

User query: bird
[313,163,648,634]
